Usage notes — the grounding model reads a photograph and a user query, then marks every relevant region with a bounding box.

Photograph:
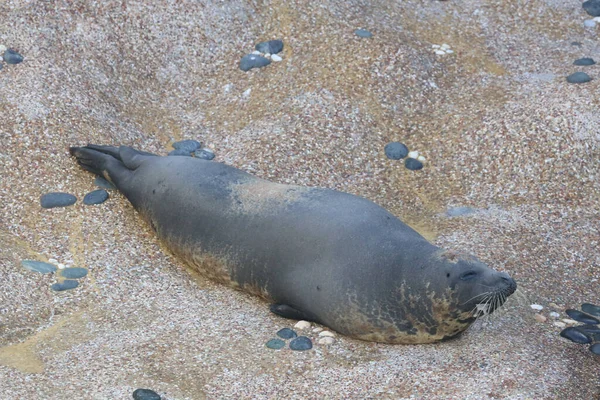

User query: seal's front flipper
[270,304,313,321]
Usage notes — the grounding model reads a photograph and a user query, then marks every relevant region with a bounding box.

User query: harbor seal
[70,144,517,344]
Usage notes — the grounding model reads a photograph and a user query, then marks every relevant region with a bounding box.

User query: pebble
[445,49,454,54]
[294,320,311,330]
[534,314,547,323]
[384,142,409,160]
[446,207,476,217]
[583,19,597,28]
[590,343,600,355]
[251,50,261,55]
[318,337,335,345]
[255,39,284,54]
[132,388,162,400]
[276,328,298,339]
[573,57,596,66]
[168,149,192,157]
[417,155,426,163]
[0,44,6,53]
[566,309,600,324]
[264,53,271,58]
[560,327,591,344]
[265,338,286,350]
[83,189,109,205]
[530,304,544,311]
[318,330,335,338]
[94,176,116,190]
[271,54,283,62]
[583,0,600,17]
[549,312,560,318]
[194,149,215,160]
[172,140,202,152]
[354,29,373,38]
[441,43,450,50]
[59,267,88,279]
[581,303,600,317]
[408,150,419,159]
[3,49,23,64]
[434,50,446,55]
[40,192,77,208]
[289,336,312,351]
[240,54,271,72]
[553,321,566,328]
[51,280,79,292]
[312,327,323,333]
[571,41,582,46]
[21,260,57,274]
[562,319,579,325]
[405,158,424,171]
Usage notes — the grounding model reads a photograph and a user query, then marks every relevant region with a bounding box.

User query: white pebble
[434,50,446,55]
[312,327,323,333]
[0,44,6,53]
[549,312,560,318]
[319,330,336,338]
[318,337,335,345]
[432,44,441,49]
[57,263,66,269]
[584,19,597,28]
[594,17,600,22]
[264,53,271,58]
[48,258,58,264]
[562,319,578,325]
[530,304,543,311]
[553,321,566,328]
[294,320,311,330]
[445,49,454,54]
[251,50,261,55]
[441,43,450,50]
[417,155,426,162]
[408,150,419,159]
[271,54,283,62]
[242,88,251,98]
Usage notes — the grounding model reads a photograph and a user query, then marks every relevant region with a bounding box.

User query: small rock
[553,321,566,328]
[289,336,312,351]
[434,50,446,55]
[194,149,215,160]
[384,142,409,160]
[583,0,600,17]
[94,176,116,190]
[40,192,77,209]
[271,54,283,62]
[251,50,261,55]
[255,39,284,54]
[562,319,579,325]
[240,54,271,72]
[582,303,600,317]
[312,327,323,333]
[534,314,547,323]
[3,49,23,64]
[354,29,373,38]
[168,149,192,157]
[445,49,454,54]
[21,260,57,274]
[132,388,162,400]
[408,150,419,159]
[294,321,311,330]
[549,312,560,318]
[530,304,544,311]
[172,140,202,152]
[318,337,335,345]
[560,327,591,344]
[0,45,6,53]
[276,328,298,339]
[264,53,271,58]
[405,158,424,171]
[242,88,252,98]
[265,338,286,350]
[571,41,582,46]
[51,280,79,292]
[417,155,426,162]
[318,330,335,338]
[590,343,600,355]
[432,44,441,49]
[573,57,596,66]
[549,302,561,310]
[441,43,450,49]
[83,189,109,205]
[583,19,597,28]
[59,267,88,279]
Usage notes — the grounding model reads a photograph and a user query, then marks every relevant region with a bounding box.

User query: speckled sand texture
[1,1,599,399]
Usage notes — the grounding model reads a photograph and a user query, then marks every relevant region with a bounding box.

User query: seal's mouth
[469,276,517,318]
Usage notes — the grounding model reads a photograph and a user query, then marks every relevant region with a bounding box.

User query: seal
[70,144,517,344]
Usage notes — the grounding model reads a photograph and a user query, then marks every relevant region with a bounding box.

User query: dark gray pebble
[83,189,109,205]
[172,140,202,152]
[566,309,600,324]
[384,142,409,160]
[289,336,312,351]
[94,176,116,190]
[405,158,424,171]
[571,41,582,46]
[446,207,477,217]
[21,260,57,274]
[276,328,297,339]
[582,303,600,317]
[40,192,77,208]
[51,280,79,292]
[265,338,286,349]
[255,39,284,54]
[566,72,592,84]
[354,29,373,38]
[240,54,271,72]
[573,57,596,66]
[132,388,161,400]
[59,267,88,279]
[560,327,591,344]
[583,0,600,16]
[3,49,23,64]
[194,149,215,160]
[168,149,192,157]
[590,343,600,355]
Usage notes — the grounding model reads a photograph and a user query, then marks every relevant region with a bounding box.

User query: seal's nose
[499,272,517,294]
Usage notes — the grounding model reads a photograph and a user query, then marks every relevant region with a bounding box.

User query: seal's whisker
[462,291,492,305]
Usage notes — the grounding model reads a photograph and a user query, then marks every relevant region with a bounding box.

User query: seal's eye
[460,271,478,281]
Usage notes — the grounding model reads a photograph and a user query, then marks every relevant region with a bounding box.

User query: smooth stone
[3,49,23,64]
[553,321,566,328]
[583,0,600,17]
[384,142,409,160]
[94,176,116,190]
[566,72,592,84]
[354,29,373,38]
[582,303,600,317]
[132,388,162,400]
[276,328,298,339]
[407,150,419,158]
[434,50,446,55]
[255,39,284,54]
[59,267,88,279]
[534,314,547,323]
[318,330,335,337]
[271,54,283,62]
[405,158,424,171]
[168,149,192,157]
[574,58,596,66]
[571,41,582,46]
[560,327,591,344]
[530,304,544,311]
[566,309,600,324]
[172,140,201,152]
[240,54,271,72]
[562,319,578,325]
[265,338,285,350]
[318,337,335,345]
[289,336,312,351]
[549,312,560,318]
[40,192,77,208]
[590,343,600,355]
[294,320,311,330]
[83,189,109,205]
[51,280,79,292]
[194,149,215,160]
[21,260,57,274]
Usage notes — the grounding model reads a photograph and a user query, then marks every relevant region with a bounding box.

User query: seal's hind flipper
[70,145,133,189]
[270,304,313,321]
